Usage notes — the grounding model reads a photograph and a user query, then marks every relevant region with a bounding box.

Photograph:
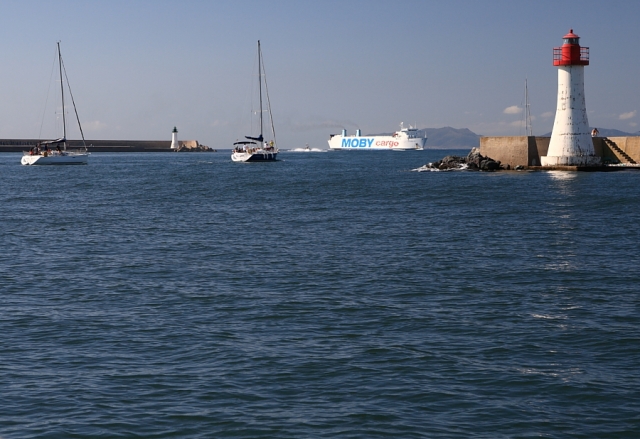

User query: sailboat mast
[258,40,263,139]
[57,42,67,150]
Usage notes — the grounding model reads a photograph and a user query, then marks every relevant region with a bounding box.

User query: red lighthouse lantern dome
[562,29,580,44]
[553,29,589,66]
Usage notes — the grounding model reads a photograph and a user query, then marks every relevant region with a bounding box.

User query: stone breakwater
[0,139,216,153]
[414,148,511,172]
[175,144,216,152]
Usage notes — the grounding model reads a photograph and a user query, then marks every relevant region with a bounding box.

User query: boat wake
[287,147,326,153]
[412,163,469,172]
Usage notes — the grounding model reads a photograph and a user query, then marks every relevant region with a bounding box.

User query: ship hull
[328,134,426,150]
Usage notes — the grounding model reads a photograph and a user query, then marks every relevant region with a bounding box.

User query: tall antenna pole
[57,41,67,150]
[257,40,263,139]
[525,78,533,136]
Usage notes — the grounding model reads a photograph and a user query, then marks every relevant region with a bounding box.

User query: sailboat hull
[21,152,89,165]
[231,151,277,162]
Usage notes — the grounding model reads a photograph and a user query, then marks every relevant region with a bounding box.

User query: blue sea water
[1,150,639,438]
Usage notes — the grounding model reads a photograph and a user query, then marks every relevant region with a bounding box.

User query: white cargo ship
[328,123,427,150]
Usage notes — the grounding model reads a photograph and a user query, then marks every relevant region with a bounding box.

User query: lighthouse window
[564,38,578,44]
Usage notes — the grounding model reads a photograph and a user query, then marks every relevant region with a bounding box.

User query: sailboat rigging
[21,42,89,165]
[231,40,278,162]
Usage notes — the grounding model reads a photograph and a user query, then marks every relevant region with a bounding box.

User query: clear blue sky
[1,0,638,148]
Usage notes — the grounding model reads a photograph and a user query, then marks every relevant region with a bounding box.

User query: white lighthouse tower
[541,29,600,167]
[170,126,179,150]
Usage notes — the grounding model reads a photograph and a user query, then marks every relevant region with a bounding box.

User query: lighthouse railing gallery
[553,46,589,66]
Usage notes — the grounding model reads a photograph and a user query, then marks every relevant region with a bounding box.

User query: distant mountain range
[378,127,640,149]
[423,127,481,149]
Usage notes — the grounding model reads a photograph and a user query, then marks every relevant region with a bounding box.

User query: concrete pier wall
[479,136,548,167]
[606,137,640,163]
[480,136,640,167]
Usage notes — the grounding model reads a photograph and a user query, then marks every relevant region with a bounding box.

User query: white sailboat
[231,40,278,162]
[21,42,89,166]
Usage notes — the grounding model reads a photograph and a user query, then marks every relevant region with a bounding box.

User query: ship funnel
[341,129,347,136]
[355,129,361,136]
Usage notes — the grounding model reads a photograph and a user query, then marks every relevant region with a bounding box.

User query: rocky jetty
[415,147,509,171]
[176,143,216,152]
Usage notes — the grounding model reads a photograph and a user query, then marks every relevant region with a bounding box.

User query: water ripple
[1,152,639,438]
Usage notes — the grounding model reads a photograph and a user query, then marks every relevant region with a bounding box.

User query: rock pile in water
[420,147,508,171]
[176,144,216,152]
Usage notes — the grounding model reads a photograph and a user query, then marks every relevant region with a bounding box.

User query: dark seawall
[0,139,174,153]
